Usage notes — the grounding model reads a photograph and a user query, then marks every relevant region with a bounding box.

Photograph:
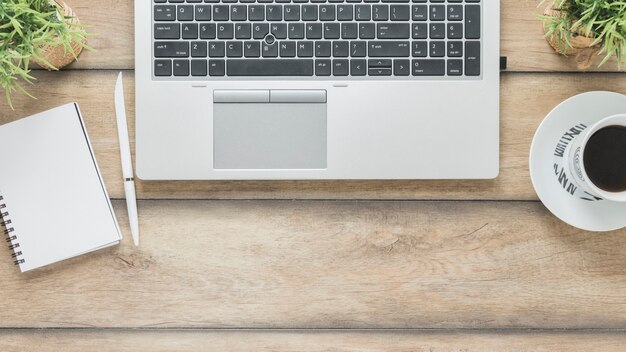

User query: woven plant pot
[31,0,84,71]
[543,5,598,68]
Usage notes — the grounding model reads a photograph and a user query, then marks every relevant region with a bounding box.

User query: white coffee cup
[567,113,626,202]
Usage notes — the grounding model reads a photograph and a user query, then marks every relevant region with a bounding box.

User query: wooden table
[2,1,626,350]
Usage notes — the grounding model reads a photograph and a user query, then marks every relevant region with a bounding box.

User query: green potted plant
[541,0,626,68]
[0,0,89,109]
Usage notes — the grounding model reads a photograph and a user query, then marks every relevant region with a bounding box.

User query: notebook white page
[0,103,121,272]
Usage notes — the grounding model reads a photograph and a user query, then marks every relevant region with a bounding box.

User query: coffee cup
[567,114,626,202]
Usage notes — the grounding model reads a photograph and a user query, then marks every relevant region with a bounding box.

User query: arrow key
[350,59,366,76]
[394,59,409,76]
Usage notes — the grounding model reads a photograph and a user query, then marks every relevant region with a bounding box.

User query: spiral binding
[0,195,24,266]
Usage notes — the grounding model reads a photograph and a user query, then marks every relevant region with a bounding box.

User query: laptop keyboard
[152,0,481,78]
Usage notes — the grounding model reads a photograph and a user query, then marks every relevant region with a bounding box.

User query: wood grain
[3,329,626,352]
[2,0,626,347]
[52,0,625,72]
[2,71,626,200]
[1,200,626,329]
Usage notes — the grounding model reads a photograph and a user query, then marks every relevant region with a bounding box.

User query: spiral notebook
[0,103,122,272]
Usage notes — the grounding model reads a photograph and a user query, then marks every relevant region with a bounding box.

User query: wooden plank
[2,71,626,200]
[47,0,624,71]
[3,329,626,352]
[48,0,135,70]
[1,200,626,329]
[501,1,624,72]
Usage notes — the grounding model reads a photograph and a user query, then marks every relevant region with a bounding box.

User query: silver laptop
[135,0,499,180]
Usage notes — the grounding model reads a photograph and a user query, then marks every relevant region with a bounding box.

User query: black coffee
[583,125,626,193]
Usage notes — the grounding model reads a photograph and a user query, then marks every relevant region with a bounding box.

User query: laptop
[135,0,499,180]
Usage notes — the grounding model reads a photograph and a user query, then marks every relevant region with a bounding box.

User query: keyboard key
[213,5,229,20]
[209,41,226,57]
[448,22,463,39]
[182,23,198,39]
[338,5,354,20]
[333,59,349,75]
[155,24,180,39]
[412,5,426,20]
[368,67,391,76]
[447,41,462,57]
[315,59,332,75]
[154,41,189,57]
[412,59,445,76]
[355,5,371,20]
[253,23,270,39]
[377,23,409,39]
[465,41,480,76]
[430,23,445,39]
[177,5,194,21]
[333,41,349,56]
[281,41,297,56]
[217,23,234,39]
[266,5,282,20]
[342,23,358,39]
[231,5,248,20]
[191,59,208,76]
[262,42,279,57]
[285,5,300,20]
[411,41,427,56]
[315,41,331,56]
[271,23,288,39]
[319,5,336,20]
[412,23,427,39]
[236,23,252,39]
[324,23,340,39]
[447,4,462,21]
[191,41,208,57]
[372,5,388,21]
[393,59,410,75]
[173,59,190,76]
[154,5,176,21]
[306,23,323,39]
[154,59,172,76]
[350,59,367,75]
[359,23,375,38]
[390,5,409,20]
[429,41,445,57]
[227,41,243,57]
[298,41,314,57]
[289,23,305,39]
[429,4,444,21]
[350,41,367,56]
[368,58,392,67]
[200,23,216,39]
[302,5,318,20]
[195,5,212,20]
[465,5,480,39]
[228,59,314,75]
[209,59,226,76]
[368,41,409,57]
[249,5,265,20]
[244,41,261,57]
[447,59,462,76]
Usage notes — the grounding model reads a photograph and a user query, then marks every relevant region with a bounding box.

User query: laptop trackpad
[213,91,327,169]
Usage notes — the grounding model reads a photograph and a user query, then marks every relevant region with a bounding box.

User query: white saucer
[530,91,626,232]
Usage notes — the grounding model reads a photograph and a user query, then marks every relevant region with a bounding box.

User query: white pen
[115,72,140,246]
